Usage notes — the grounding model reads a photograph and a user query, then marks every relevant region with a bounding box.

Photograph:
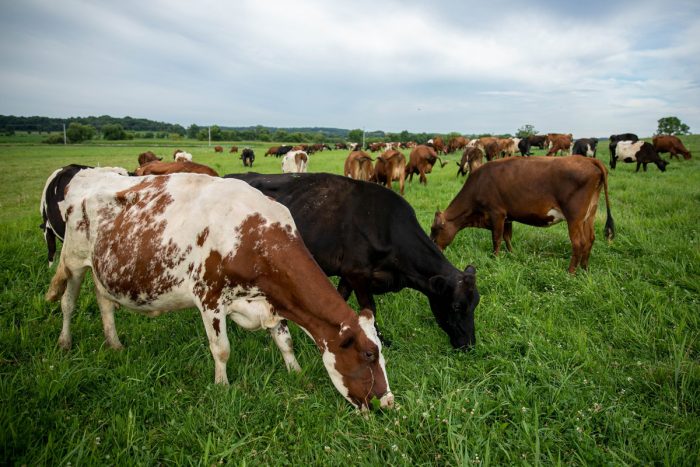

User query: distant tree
[210,125,223,141]
[187,124,201,139]
[42,133,65,144]
[102,124,127,140]
[196,129,208,141]
[143,132,154,139]
[348,129,363,143]
[65,122,95,143]
[656,116,690,135]
[273,129,288,142]
[515,124,538,138]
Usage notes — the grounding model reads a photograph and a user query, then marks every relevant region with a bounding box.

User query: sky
[1,0,699,136]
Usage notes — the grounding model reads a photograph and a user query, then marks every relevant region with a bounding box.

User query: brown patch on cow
[65,205,74,221]
[196,227,209,247]
[76,199,91,239]
[212,317,221,336]
[135,161,219,177]
[92,176,188,306]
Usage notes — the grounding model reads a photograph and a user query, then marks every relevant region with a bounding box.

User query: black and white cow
[615,141,668,172]
[572,138,598,158]
[608,133,639,169]
[225,172,480,350]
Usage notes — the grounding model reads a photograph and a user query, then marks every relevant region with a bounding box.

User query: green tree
[656,116,690,135]
[65,122,95,143]
[102,124,127,140]
[187,124,201,139]
[515,124,538,138]
[210,125,223,141]
[348,129,363,143]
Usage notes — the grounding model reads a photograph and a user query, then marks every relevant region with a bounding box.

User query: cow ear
[429,275,450,295]
[359,308,375,324]
[463,265,477,289]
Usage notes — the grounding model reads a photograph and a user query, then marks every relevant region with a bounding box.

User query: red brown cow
[46,169,393,409]
[546,133,573,156]
[344,151,374,181]
[137,151,162,166]
[430,156,615,273]
[214,145,224,153]
[265,146,280,157]
[456,147,484,176]
[406,145,447,185]
[447,136,469,154]
[652,135,691,160]
[135,160,219,177]
[427,136,446,154]
[230,146,239,153]
[373,149,406,195]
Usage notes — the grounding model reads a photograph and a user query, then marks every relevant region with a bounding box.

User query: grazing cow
[546,133,573,156]
[138,151,162,166]
[344,151,374,181]
[135,160,219,177]
[40,164,118,266]
[335,142,348,150]
[497,138,518,158]
[447,136,469,154]
[372,149,406,195]
[367,142,384,153]
[214,145,224,153]
[528,135,547,150]
[483,141,500,161]
[241,148,255,167]
[615,141,668,172]
[265,146,280,157]
[225,172,480,350]
[608,133,638,169]
[173,151,193,162]
[427,136,446,154]
[275,145,293,157]
[282,150,308,173]
[653,135,691,160]
[45,170,393,409]
[406,145,447,185]
[230,146,239,153]
[457,147,484,176]
[431,156,615,274]
[572,138,598,158]
[518,138,532,156]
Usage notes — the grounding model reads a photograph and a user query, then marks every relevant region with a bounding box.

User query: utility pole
[63,123,67,145]
[362,127,365,149]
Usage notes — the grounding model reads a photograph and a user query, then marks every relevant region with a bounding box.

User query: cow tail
[597,159,615,242]
[45,256,71,302]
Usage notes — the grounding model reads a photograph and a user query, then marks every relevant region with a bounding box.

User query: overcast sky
[1,0,699,136]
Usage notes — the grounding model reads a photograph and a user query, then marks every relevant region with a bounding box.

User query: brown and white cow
[173,150,193,162]
[45,170,393,410]
[431,156,615,273]
[135,160,219,177]
[344,151,374,181]
[372,149,406,195]
[427,136,446,154]
[265,146,280,157]
[546,133,573,156]
[456,147,484,176]
[447,136,469,154]
[652,135,691,160]
[406,145,447,185]
[282,150,308,173]
[137,151,162,166]
[497,138,518,158]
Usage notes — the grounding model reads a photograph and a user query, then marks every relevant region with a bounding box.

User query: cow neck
[399,230,458,295]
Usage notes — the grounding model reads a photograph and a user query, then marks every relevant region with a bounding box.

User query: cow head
[427,265,479,349]
[430,210,459,250]
[322,309,393,410]
[657,159,668,171]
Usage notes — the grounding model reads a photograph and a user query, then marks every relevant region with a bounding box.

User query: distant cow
[135,160,219,177]
[226,172,481,350]
[518,138,532,156]
[572,138,598,158]
[615,141,668,172]
[653,135,691,160]
[138,151,162,166]
[214,145,223,153]
[608,133,639,169]
[528,135,547,149]
[497,138,518,158]
[282,150,308,173]
[275,145,293,157]
[427,136,446,154]
[173,151,193,162]
[241,148,255,167]
[265,146,279,157]
[431,156,615,274]
[447,136,469,154]
[457,147,484,176]
[344,151,374,181]
[406,145,447,185]
[546,133,573,156]
[230,146,239,153]
[335,142,348,150]
[373,149,406,195]
[46,170,393,410]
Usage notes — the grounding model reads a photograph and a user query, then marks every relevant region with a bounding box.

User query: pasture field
[1,138,699,465]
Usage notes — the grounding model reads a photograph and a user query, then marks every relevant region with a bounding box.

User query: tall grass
[1,137,698,464]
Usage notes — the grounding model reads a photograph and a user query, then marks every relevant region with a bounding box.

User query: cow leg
[491,215,506,255]
[419,169,427,185]
[336,277,354,301]
[398,175,405,196]
[94,283,123,349]
[503,222,514,252]
[269,320,301,372]
[44,228,57,267]
[566,220,586,274]
[580,216,596,270]
[643,163,648,172]
[636,161,642,172]
[46,259,87,350]
[200,309,230,385]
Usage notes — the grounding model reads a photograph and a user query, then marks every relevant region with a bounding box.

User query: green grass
[1,137,699,465]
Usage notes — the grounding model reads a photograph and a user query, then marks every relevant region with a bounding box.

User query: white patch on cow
[358,315,392,407]
[174,151,192,162]
[547,208,565,225]
[339,323,350,335]
[616,140,643,162]
[228,293,281,331]
[321,340,353,405]
[585,144,595,157]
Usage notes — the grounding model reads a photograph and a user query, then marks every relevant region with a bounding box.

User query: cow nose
[380,391,395,409]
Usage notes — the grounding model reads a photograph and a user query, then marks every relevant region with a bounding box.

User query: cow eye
[340,336,355,349]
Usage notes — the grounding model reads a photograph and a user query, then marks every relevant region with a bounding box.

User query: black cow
[40,164,92,265]
[275,145,293,157]
[608,133,639,169]
[528,135,547,150]
[518,138,532,156]
[572,138,598,157]
[241,148,255,167]
[225,172,480,350]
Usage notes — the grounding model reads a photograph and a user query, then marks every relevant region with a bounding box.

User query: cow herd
[39,131,691,410]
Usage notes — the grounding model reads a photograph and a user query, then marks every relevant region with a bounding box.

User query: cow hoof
[107,341,124,350]
[58,336,72,350]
